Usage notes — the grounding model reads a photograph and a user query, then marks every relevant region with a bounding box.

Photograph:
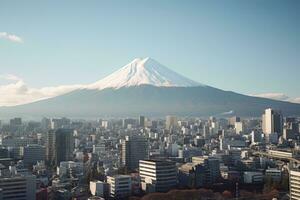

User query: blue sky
[0,0,299,105]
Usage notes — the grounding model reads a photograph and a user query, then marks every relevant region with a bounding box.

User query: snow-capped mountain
[88,57,202,90]
[1,57,300,118]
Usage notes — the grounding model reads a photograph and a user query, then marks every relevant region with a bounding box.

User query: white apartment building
[139,159,177,193]
[290,170,300,200]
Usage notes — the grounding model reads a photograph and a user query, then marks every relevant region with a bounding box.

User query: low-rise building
[23,144,46,167]
[57,161,84,178]
[90,181,109,198]
[243,171,263,184]
[192,156,220,185]
[139,159,177,193]
[265,168,281,182]
[0,174,36,200]
[290,170,300,200]
[107,175,131,198]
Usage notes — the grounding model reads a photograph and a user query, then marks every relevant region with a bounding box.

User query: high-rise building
[46,129,74,166]
[9,118,22,126]
[41,117,51,130]
[55,129,74,165]
[290,170,300,200]
[139,116,145,127]
[283,117,299,140]
[139,159,177,193]
[166,115,178,131]
[46,130,55,165]
[262,108,283,135]
[203,125,210,139]
[0,174,36,200]
[229,116,240,126]
[122,135,148,171]
[23,144,46,167]
[107,175,131,198]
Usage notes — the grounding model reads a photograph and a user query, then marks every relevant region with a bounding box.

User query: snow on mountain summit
[88,57,203,90]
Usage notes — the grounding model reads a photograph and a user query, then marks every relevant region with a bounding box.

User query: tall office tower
[192,156,220,185]
[9,118,22,126]
[262,108,283,136]
[122,135,148,171]
[41,117,51,130]
[139,160,177,193]
[229,116,241,126]
[235,122,244,134]
[283,117,299,140]
[46,130,55,164]
[290,170,300,200]
[23,144,46,167]
[0,174,36,200]
[166,115,178,131]
[107,175,131,198]
[54,129,74,166]
[139,116,145,127]
[203,125,210,139]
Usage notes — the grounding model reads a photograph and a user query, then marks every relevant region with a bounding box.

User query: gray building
[55,129,74,165]
[192,156,220,185]
[46,129,74,166]
[139,116,145,127]
[122,135,148,171]
[23,144,46,167]
[178,163,205,188]
[0,174,36,200]
[46,130,55,164]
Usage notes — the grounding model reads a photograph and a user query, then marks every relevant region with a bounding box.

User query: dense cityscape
[1,1,299,200]
[0,108,299,199]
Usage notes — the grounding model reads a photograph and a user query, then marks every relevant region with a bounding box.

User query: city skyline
[0,109,298,199]
[0,0,300,106]
[1,1,300,199]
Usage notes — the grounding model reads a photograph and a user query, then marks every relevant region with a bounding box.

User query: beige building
[290,170,300,200]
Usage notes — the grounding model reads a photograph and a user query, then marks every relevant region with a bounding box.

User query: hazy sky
[0,0,299,106]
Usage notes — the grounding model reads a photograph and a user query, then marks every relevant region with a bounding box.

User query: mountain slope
[1,85,300,118]
[87,57,202,90]
[1,57,300,118]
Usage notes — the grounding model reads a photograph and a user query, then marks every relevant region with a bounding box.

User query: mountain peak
[88,57,203,90]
